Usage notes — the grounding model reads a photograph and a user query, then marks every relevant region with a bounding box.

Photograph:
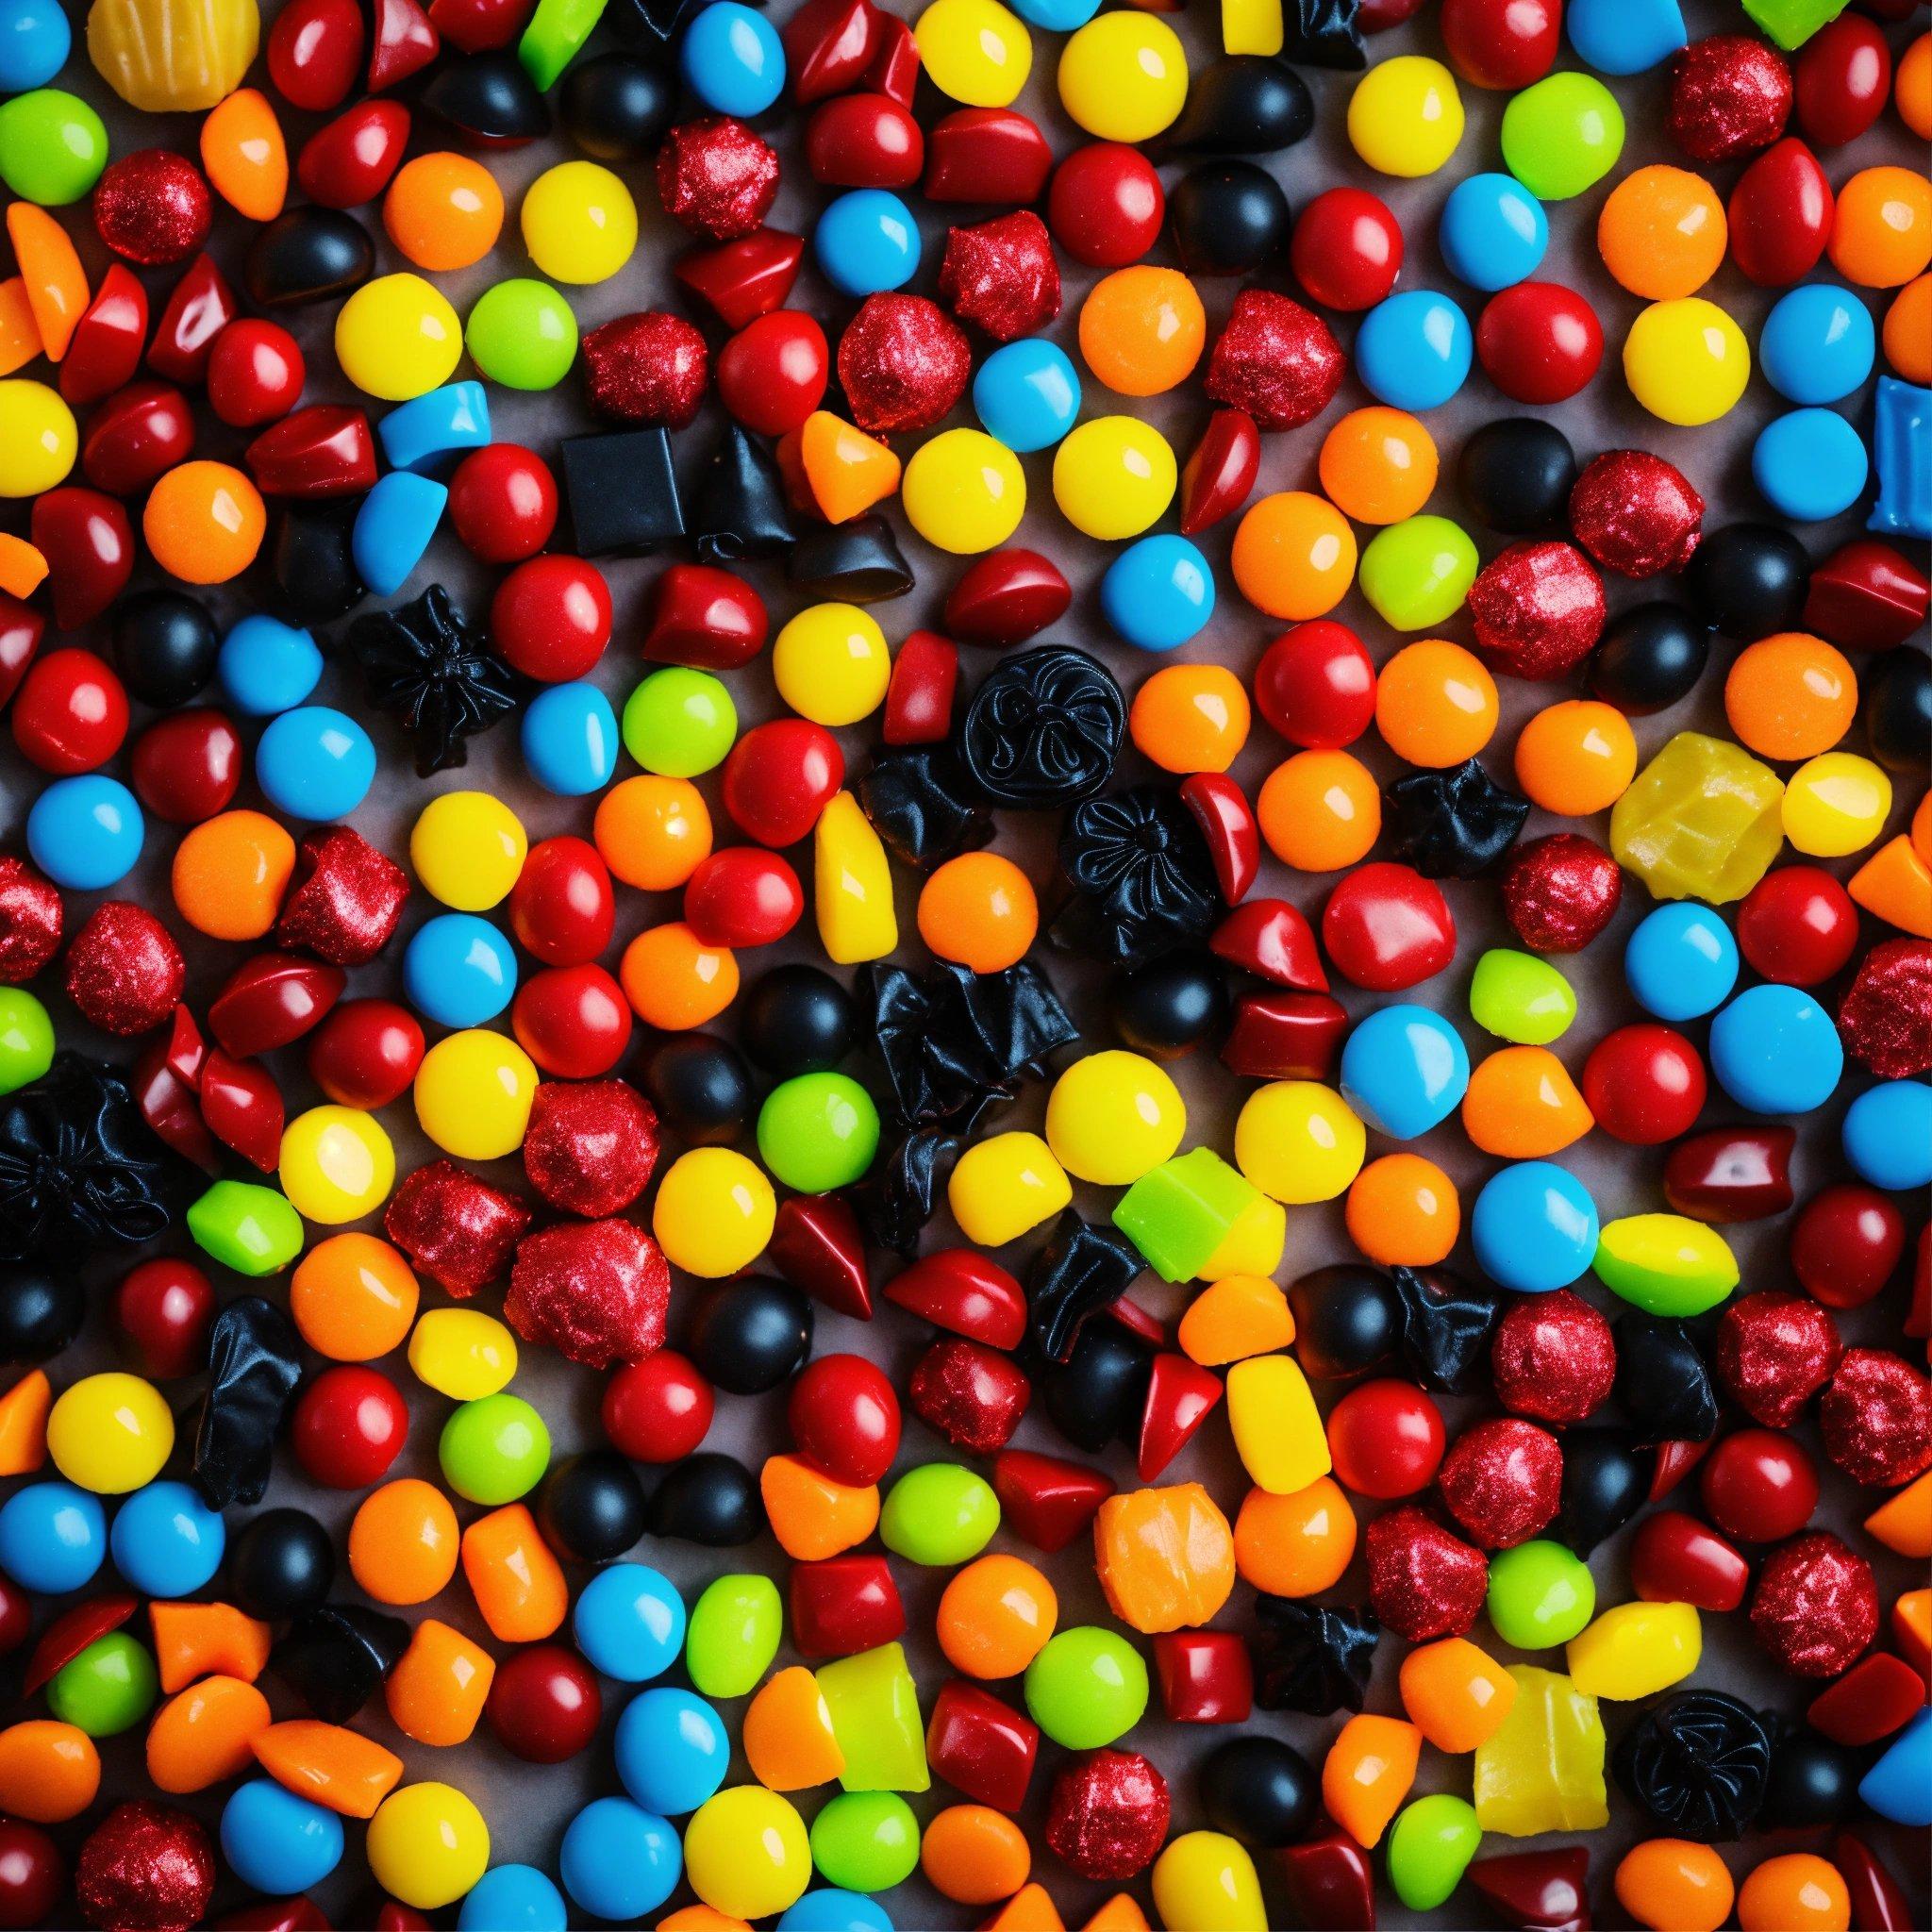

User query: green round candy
[757,1074,880,1193]
[1387,1794,1481,1912]
[808,1791,921,1893]
[685,1573,782,1699]
[0,90,109,205]
[1358,516,1479,632]
[1500,73,1625,200]
[1469,949,1576,1045]
[465,278,578,390]
[439,1393,551,1504]
[879,1463,999,1567]
[186,1180,305,1276]
[47,1632,158,1737]
[1023,1626,1148,1749]
[622,668,738,777]
[0,988,55,1096]
[1487,1540,1596,1649]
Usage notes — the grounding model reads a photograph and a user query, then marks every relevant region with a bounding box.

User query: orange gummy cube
[1398,1637,1519,1753]
[145,1676,271,1793]
[1178,1274,1295,1365]
[461,1503,566,1642]
[0,1370,51,1476]
[1322,1713,1422,1849]
[253,1720,404,1818]
[385,1619,496,1748]
[742,1665,844,1791]
[760,1454,879,1561]
[150,1601,272,1693]
[1093,1481,1236,1635]
[1850,836,1932,937]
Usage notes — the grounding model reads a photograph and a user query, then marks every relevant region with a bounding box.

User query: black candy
[1108,953,1228,1062]
[226,1507,335,1621]
[1588,603,1711,715]
[273,1604,409,1723]
[244,209,374,307]
[688,1277,813,1394]
[1554,1428,1648,1555]
[1281,0,1364,66]
[420,53,552,147]
[562,428,684,557]
[639,1033,752,1145]
[1169,162,1292,277]
[738,965,856,1076]
[1684,524,1810,639]
[347,583,520,775]
[855,1124,961,1257]
[958,645,1124,810]
[192,1296,303,1509]
[1866,647,1932,773]
[538,1451,648,1564]
[858,748,992,871]
[1383,759,1529,877]
[1166,55,1314,154]
[1390,1265,1502,1394]
[789,515,914,602]
[269,500,367,625]
[688,422,794,565]
[1613,1690,1773,1841]
[1197,1737,1321,1847]
[1759,1726,1864,1831]
[1457,419,1576,533]
[648,1453,762,1545]
[559,52,675,159]
[1041,1321,1154,1454]
[1288,1264,1400,1380]
[110,591,219,708]
[1614,1314,1718,1444]
[1026,1209,1143,1364]
[1054,786,1221,967]
[0,1271,84,1363]
[1252,1598,1378,1715]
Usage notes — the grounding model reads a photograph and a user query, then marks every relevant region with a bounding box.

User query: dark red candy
[657,117,781,241]
[446,442,556,562]
[368,0,440,89]
[0,856,60,986]
[1807,1655,1928,1746]
[683,848,803,948]
[487,1645,601,1764]
[1491,1289,1615,1425]
[1831,1829,1914,1932]
[1468,1849,1590,1932]
[199,1049,287,1173]
[246,406,378,497]
[782,0,876,101]
[943,548,1070,648]
[1468,540,1606,679]
[1044,1749,1169,1882]
[863,12,918,105]
[1663,1125,1794,1222]
[642,564,768,668]
[789,1555,906,1658]
[1204,289,1345,432]
[788,1354,899,1488]
[1569,449,1703,579]
[275,826,409,967]
[385,1160,530,1299]
[1219,991,1348,1082]
[30,488,134,631]
[296,100,411,208]
[1152,1630,1252,1724]
[215,1899,332,1932]
[63,902,181,1037]
[92,150,212,267]
[1046,142,1163,269]
[1179,774,1258,905]
[580,310,710,429]
[115,1257,216,1381]
[767,1194,873,1321]
[25,1596,138,1698]
[306,999,425,1109]
[1439,0,1559,90]
[924,1679,1038,1811]
[1290,185,1403,310]
[0,596,40,714]
[1651,1439,1711,1503]
[425,0,524,50]
[1209,897,1327,991]
[884,1249,1025,1348]
[1629,1509,1751,1612]
[1715,1290,1840,1427]
[673,228,804,329]
[519,1078,657,1220]
[908,1339,1030,1455]
[208,953,345,1058]
[206,320,306,429]
[836,293,970,435]
[1364,1503,1487,1641]
[1178,409,1260,537]
[1276,1832,1375,1932]
[805,92,922,187]
[505,1219,670,1369]
[1728,137,1832,286]
[721,719,843,845]
[923,108,1052,205]
[715,312,827,437]
[1837,937,1932,1080]
[510,964,632,1079]
[603,1352,713,1463]
[133,1043,220,1171]
[1320,862,1454,991]
[58,265,148,408]
[1136,1353,1223,1481]
[1794,13,1890,147]
[148,254,236,385]
[83,382,194,496]
[991,1448,1114,1554]
[937,209,1060,342]
[1670,34,1791,160]
[1819,1347,1932,1489]
[1700,1426,1819,1543]
[1499,832,1622,953]
[1475,281,1602,405]
[1437,1416,1561,1550]
[1790,1184,1906,1309]
[1803,539,1930,650]
[1736,865,1858,986]
[268,0,366,109]
[9,646,128,774]
[882,629,957,744]
[291,1365,408,1488]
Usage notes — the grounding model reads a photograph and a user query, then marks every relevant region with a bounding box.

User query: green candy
[622,668,738,777]
[1023,1626,1147,1750]
[757,1074,880,1193]
[1358,516,1479,632]
[1469,949,1576,1045]
[466,279,578,390]
[48,1632,158,1737]
[685,1574,782,1699]
[439,1393,551,1504]
[187,1181,305,1275]
[1500,73,1625,200]
[519,0,609,89]
[1740,0,1847,50]
[879,1463,999,1567]
[816,1641,928,1791]
[0,89,108,205]
[1592,1213,1739,1316]
[1113,1147,1259,1283]
[1387,1794,1481,1912]
[0,988,55,1096]
[1487,1540,1596,1650]
[808,1791,921,1893]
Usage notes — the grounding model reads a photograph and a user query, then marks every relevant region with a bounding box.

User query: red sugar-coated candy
[806,93,923,188]
[63,902,182,1037]
[83,382,194,496]
[506,1219,670,1370]
[1475,281,1602,405]
[446,444,558,563]
[58,265,147,410]
[1320,862,1454,992]
[1437,1416,1562,1551]
[1663,1125,1794,1223]
[384,1159,531,1299]
[1749,1530,1878,1679]
[520,1078,658,1219]
[1838,939,1932,1080]
[305,998,424,1111]
[1490,1288,1615,1424]
[92,151,213,267]
[295,100,410,208]
[291,1365,408,1488]
[884,1250,1027,1349]
[1439,0,1558,90]
[1178,408,1261,537]
[1045,1749,1170,1882]
[925,1678,1038,1811]
[1581,1024,1707,1145]
[1204,289,1345,432]
[1727,136,1833,287]
[508,836,614,967]
[943,549,1070,648]
[206,320,305,429]
[491,555,611,682]
[511,964,633,1080]
[275,825,409,968]
[1628,1509,1751,1613]
[1152,1630,1252,1724]
[937,210,1061,343]
[75,1802,214,1932]
[10,647,127,775]
[147,255,233,388]
[836,293,971,434]
[1569,449,1704,578]
[1807,1654,1928,1747]
[1498,832,1622,954]
[128,709,242,825]
[1715,1290,1841,1428]
[580,311,710,429]
[1790,1183,1907,1309]
[674,227,805,330]
[1047,142,1163,269]
[1700,1426,1819,1542]
[715,313,828,438]
[909,1337,1030,1455]
[1670,34,1791,161]
[1819,1347,1932,1489]
[1253,620,1375,749]
[1794,13,1890,146]
[788,1353,900,1488]
[1803,539,1930,650]
[657,117,780,240]
[1364,1503,1487,1641]
[1736,865,1858,987]
[1290,186,1403,311]
[1467,540,1606,680]
[268,0,366,108]
[1326,1378,1444,1499]
[1210,898,1328,991]
[722,719,843,846]
[603,1351,714,1463]
[767,1195,873,1322]
[924,108,1051,205]
[114,1258,216,1381]
[0,856,61,986]
[487,1644,602,1763]
[790,1555,907,1658]
[991,1448,1114,1554]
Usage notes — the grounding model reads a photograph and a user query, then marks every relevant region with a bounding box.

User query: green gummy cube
[1114,1147,1260,1282]
[817,1642,929,1793]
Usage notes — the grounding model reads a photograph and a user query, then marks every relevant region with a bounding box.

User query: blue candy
[1438,174,1548,291]
[1008,0,1098,20]
[1708,984,1843,1115]
[1857,1707,1932,1827]
[1753,408,1869,522]
[379,381,491,472]
[1472,1161,1599,1293]
[614,1687,730,1816]
[974,338,1081,453]
[1100,534,1214,651]
[108,1481,225,1599]
[1623,903,1738,1021]
[814,191,920,297]
[522,680,620,796]
[1759,284,1875,405]
[574,1563,687,1681]
[1841,1079,1932,1192]
[781,1893,897,1932]
[458,1865,570,1931]
[558,1798,682,1923]
[0,1480,105,1594]
[255,706,376,821]
[0,0,72,91]
[680,1,786,115]
[218,614,323,715]
[1870,375,1932,541]
[1339,1005,1471,1140]
[1565,0,1685,73]
[220,1780,344,1895]
[1355,291,1473,411]
[405,914,519,1029]
[25,776,142,891]
[353,470,447,597]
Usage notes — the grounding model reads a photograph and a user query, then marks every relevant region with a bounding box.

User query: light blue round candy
[1339,1005,1471,1140]
[1438,174,1548,291]
[522,680,619,796]
[0,0,71,91]
[220,1780,344,1896]
[614,1687,729,1815]
[458,1864,569,1931]
[1565,0,1685,74]
[353,470,447,597]
[1008,0,1098,22]
[1472,1161,1599,1292]
[574,1563,687,1682]
[1760,285,1875,404]
[25,776,142,890]
[1355,291,1473,410]
[1753,408,1869,522]
[1842,1080,1932,1191]
[974,338,1081,453]
[378,380,491,472]
[108,1481,225,1599]
[1857,1707,1932,1827]
[1708,983,1843,1114]
[255,706,376,820]
[1100,535,1214,651]
[681,1,785,114]
[815,191,920,296]
[405,914,519,1028]
[558,1798,682,1923]
[1623,903,1738,1021]
[0,1480,105,1594]
[781,1892,897,1932]
[218,614,323,715]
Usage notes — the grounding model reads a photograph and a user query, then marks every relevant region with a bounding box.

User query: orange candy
[0,1368,50,1475]
[1514,700,1638,815]
[985,1883,1066,1932]
[1078,267,1206,395]
[1828,165,1932,288]
[742,1666,844,1791]
[254,1721,404,1819]
[594,774,712,891]
[1850,834,1932,937]
[1397,1637,1517,1752]
[620,922,739,1029]
[145,1676,272,1794]
[1893,1586,1931,1675]
[1883,275,1932,383]
[0,532,48,599]
[1461,1045,1593,1157]
[385,1619,497,1748]
[1318,408,1438,525]
[1914,788,1932,865]
[291,1232,419,1361]
[0,1720,100,1822]
[1615,1840,1736,1932]
[1345,1153,1459,1266]
[384,153,505,271]
[1093,1481,1236,1634]
[781,411,900,523]
[172,808,296,941]
[1863,1467,1932,1558]
[1724,632,1857,759]
[1178,1274,1295,1366]
[461,1504,566,1642]
[758,1453,879,1561]
[1899,32,1932,140]
[349,1478,461,1606]
[1233,1476,1357,1597]
[1737,1855,1850,1932]
[5,203,87,362]
[1597,166,1727,299]
[1231,491,1357,621]
[917,852,1039,973]
[922,1806,1032,1906]
[1321,1713,1421,1850]
[200,88,288,221]
[1129,664,1251,774]
[1374,639,1497,767]
[1257,750,1380,870]
[142,460,266,584]
[1081,1897,1151,1932]
[0,276,40,377]
[937,1554,1058,1678]
[150,1601,273,1693]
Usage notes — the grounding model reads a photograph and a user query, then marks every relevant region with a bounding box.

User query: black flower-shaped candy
[1056,786,1221,966]
[958,646,1124,808]
[345,584,521,777]
[1614,1690,1773,1841]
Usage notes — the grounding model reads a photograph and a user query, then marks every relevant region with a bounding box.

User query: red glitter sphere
[1364,1504,1489,1641]
[1748,1531,1878,1679]
[0,857,62,986]
[907,1337,1030,1454]
[1204,290,1346,431]
[836,293,973,435]
[1490,1289,1616,1424]
[656,117,781,239]
[520,1078,659,1218]
[580,312,711,428]
[75,1802,214,1932]
[384,1159,531,1298]
[275,826,409,968]
[1670,35,1793,160]
[1499,833,1623,954]
[1819,1347,1932,1488]
[92,152,213,266]
[1569,450,1706,578]
[1437,1417,1563,1550]
[62,901,183,1037]
[505,1219,671,1369]
[938,210,1062,342]
[1714,1291,1842,1428]
[1045,1749,1170,1880]
[1467,541,1606,679]
[1838,939,1932,1078]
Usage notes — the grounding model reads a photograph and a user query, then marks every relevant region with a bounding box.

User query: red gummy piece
[782,0,878,102]
[937,210,1060,342]
[1569,449,1704,579]
[805,93,924,190]
[1491,1289,1615,1424]
[58,265,148,408]
[83,382,194,497]
[1468,1848,1590,1932]
[199,1048,286,1174]
[295,100,411,208]
[1628,1510,1751,1613]
[1275,1832,1375,1932]
[642,563,768,669]
[1838,939,1932,1081]
[768,1194,873,1321]
[885,1250,1024,1348]
[1152,1630,1252,1724]
[1365,1504,1488,1641]
[133,1042,220,1173]
[942,549,1070,648]
[1179,774,1258,905]
[1209,898,1327,991]
[991,1448,1114,1554]
[1650,1438,1710,1502]
[275,826,409,967]
[246,406,378,498]
[883,629,958,744]
[1498,832,1622,954]
[1807,1655,1927,1747]
[368,0,440,89]
[426,0,529,50]
[148,255,235,386]
[1663,1126,1795,1223]
[1437,1416,1562,1551]
[789,1555,905,1658]
[1322,862,1455,991]
[1713,1289,1840,1427]
[384,1159,531,1297]
[520,1078,658,1217]
[1179,408,1260,536]
[1728,138,1832,286]
[505,1219,669,1370]
[1832,1828,1915,1932]
[925,1679,1038,1811]
[908,1338,1030,1454]
[1819,1347,1932,1488]
[1204,290,1344,431]
[31,488,133,631]
[25,1595,138,1695]
[923,108,1051,204]
[1137,1353,1223,1481]
[674,229,804,329]
[267,0,365,110]
[865,12,919,105]
[208,953,343,1058]
[1804,540,1929,651]
[1220,991,1349,1082]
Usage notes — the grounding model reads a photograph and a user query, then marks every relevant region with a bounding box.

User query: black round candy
[1108,953,1227,1061]
[1287,1264,1399,1380]
[538,1451,648,1564]
[243,209,374,308]
[1866,647,1931,773]
[1041,1322,1153,1454]
[1758,1728,1862,1831]
[420,53,552,147]
[1684,524,1810,639]
[687,1276,813,1394]
[739,965,857,1075]
[1169,162,1291,277]
[559,52,675,159]
[648,1452,761,1545]
[109,590,219,708]
[268,502,365,624]
[1457,419,1576,533]
[1197,1736,1319,1847]
[1166,54,1314,153]
[1589,603,1710,714]
[0,1272,84,1364]
[1555,1429,1648,1556]
[958,646,1124,809]
[227,1507,335,1620]
[640,1033,752,1145]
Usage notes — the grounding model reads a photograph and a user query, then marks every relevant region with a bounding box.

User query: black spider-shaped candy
[1055,786,1222,966]
[958,646,1124,809]
[1391,1264,1503,1393]
[345,584,522,777]
[1613,1690,1773,1841]
[1252,1598,1380,1715]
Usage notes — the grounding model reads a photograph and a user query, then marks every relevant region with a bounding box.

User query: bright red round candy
[265,0,366,111]
[0,1819,63,1932]
[1290,187,1404,310]
[290,1365,408,1489]
[804,93,924,189]
[490,556,611,682]
[1253,620,1376,748]
[508,836,616,967]
[295,99,409,208]
[1321,862,1454,991]
[715,312,830,438]
[721,719,844,847]
[787,1353,902,1488]
[683,847,804,948]
[1047,142,1165,269]
[305,997,425,1108]
[1735,865,1858,986]
[1698,1426,1819,1543]
[1790,1183,1907,1309]
[9,647,129,774]
[1628,1510,1751,1612]
[486,1643,602,1763]
[206,320,305,428]
[1580,1024,1706,1145]
[602,1350,715,1463]
[1476,282,1603,404]
[113,1258,215,1380]
[1325,1378,1445,1499]
[1793,13,1890,148]
[510,963,634,1079]
[128,709,242,824]
[448,444,558,564]
[1439,0,1560,89]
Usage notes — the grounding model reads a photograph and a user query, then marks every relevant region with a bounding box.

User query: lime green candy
[816,1642,929,1792]
[1592,1212,1740,1316]
[1387,1794,1480,1912]
[1358,516,1478,632]
[808,1791,921,1893]
[1487,1540,1595,1650]
[622,668,738,777]
[685,1574,782,1699]
[1024,1625,1148,1749]
[1500,72,1625,199]
[879,1462,999,1567]
[48,1632,158,1737]
[1469,949,1576,1045]
[0,90,109,205]
[520,0,609,89]
[466,279,578,390]
[757,1074,881,1193]
[1114,1147,1260,1284]
[187,1180,305,1275]
[439,1393,551,1504]
[0,988,55,1096]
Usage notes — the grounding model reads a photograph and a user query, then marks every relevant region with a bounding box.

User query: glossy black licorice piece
[648,1452,763,1545]
[1026,1209,1143,1364]
[420,52,552,147]
[110,591,219,708]
[538,1451,649,1564]
[559,52,675,160]
[1457,418,1577,534]
[0,1272,84,1363]
[858,748,992,871]
[1197,1736,1321,1847]
[607,0,709,47]
[789,514,914,602]
[1759,1724,1863,1831]
[1252,1597,1378,1715]
[1588,603,1711,715]
[272,1603,410,1723]
[854,1124,962,1257]
[1165,55,1314,154]
[1280,0,1365,66]
[688,1276,814,1394]
[1613,1690,1773,1840]
[268,499,366,624]
[192,1296,304,1509]
[639,1033,753,1146]
[958,645,1124,809]
[1169,162,1292,277]
[1614,1314,1719,1444]
[1554,1427,1648,1555]
[243,209,375,307]
[1383,758,1529,878]
[1041,1320,1155,1453]
[739,965,857,1076]
[346,584,521,777]
[1288,1264,1399,1381]
[687,421,794,566]
[561,428,684,557]
[1109,952,1229,1062]
[1684,523,1810,639]
[226,1507,336,1621]
[1866,646,1932,774]
[1391,1264,1502,1393]
[1055,786,1222,967]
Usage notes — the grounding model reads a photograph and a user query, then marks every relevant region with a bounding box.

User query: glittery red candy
[1669,34,1792,162]
[657,118,781,240]
[1466,540,1606,680]
[1436,1417,1563,1551]
[580,311,711,429]
[1837,939,1932,1079]
[1819,1347,1932,1488]
[1568,450,1705,578]
[75,1801,214,1932]
[92,152,213,268]
[1748,1530,1878,1679]
[384,1159,531,1298]
[1043,1748,1171,1881]
[835,293,972,435]
[506,1218,671,1369]
[936,210,1062,343]
[907,1336,1030,1454]
[1490,1289,1616,1424]
[1714,1291,1841,1428]
[61,902,183,1038]
[1365,1504,1488,1641]
[1204,290,1346,432]
[274,826,409,967]
[0,857,62,986]
[1498,832,1623,955]
[520,1077,659,1218]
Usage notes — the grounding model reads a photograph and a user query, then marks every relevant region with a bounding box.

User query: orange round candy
[0,1720,100,1822]
[937,1554,1058,1679]
[1233,1476,1357,1596]
[1615,1840,1736,1932]
[1129,663,1252,774]
[916,852,1038,973]
[1077,266,1206,395]
[291,1234,419,1361]
[146,1676,273,1795]
[1374,639,1497,767]
[172,809,296,941]
[1724,633,1857,759]
[1317,408,1438,525]
[1737,1855,1850,1932]
[1345,1153,1459,1266]
[384,153,506,272]
[1597,166,1727,299]
[1883,275,1932,383]
[142,461,265,585]
[1829,165,1932,288]
[349,1478,461,1606]
[1513,700,1637,815]
[620,922,738,1029]
[921,1806,1030,1907]
[593,775,712,890]
[1231,491,1357,621]
[1257,749,1380,870]
[1898,33,1932,142]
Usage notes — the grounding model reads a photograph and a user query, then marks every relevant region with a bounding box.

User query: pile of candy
[0,0,1928,1923]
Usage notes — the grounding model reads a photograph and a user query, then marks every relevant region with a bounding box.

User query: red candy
[305,998,425,1110]
[1491,1289,1615,1425]
[937,210,1061,343]
[784,0,879,104]
[1152,1631,1251,1724]
[1253,621,1376,749]
[1819,1348,1932,1488]
[115,1258,216,1381]
[63,902,182,1037]
[447,444,558,562]
[1320,862,1454,991]
[1804,539,1929,650]
[30,489,133,630]
[295,100,410,208]
[1436,1416,1562,1551]
[1736,865,1859,986]
[1664,1125,1794,1223]
[1326,1378,1444,1499]
[1568,449,1704,578]
[275,827,409,968]
[291,1364,408,1488]
[1047,143,1163,269]
[602,1351,714,1463]
[1439,0,1558,90]
[75,1802,214,1932]
[943,550,1069,648]
[92,151,213,266]
[675,228,805,329]
[58,266,148,409]
[268,0,367,111]
[1467,541,1606,681]
[487,1644,602,1763]
[991,1449,1113,1555]
[791,1555,906,1658]
[1365,1504,1487,1641]
[384,1159,531,1299]
[924,108,1051,206]
[83,382,194,496]
[909,1338,1030,1455]
[1715,1291,1841,1428]
[643,564,770,669]
[1793,13,1890,148]
[491,556,611,682]
[1290,187,1403,310]
[506,1219,671,1370]
[1203,290,1345,432]
[0,857,60,986]
[10,647,128,775]
[806,94,923,188]
[836,293,971,434]
[657,118,781,240]
[1628,1510,1751,1613]
[1474,281,1602,405]
[788,1354,900,1488]
[580,311,711,429]
[508,837,614,967]
[1699,1427,1819,1543]
[1670,34,1791,161]
[147,256,234,387]
[1498,832,1622,954]
[520,1079,658,1218]
[683,848,804,948]
[1790,1184,1907,1309]
[721,719,843,846]
[715,313,829,437]
[1044,1749,1169,1882]
[206,321,306,429]
[925,1679,1038,1810]
[1177,409,1261,537]
[1748,1531,1878,1679]
[1727,137,1833,286]
[1838,939,1932,1079]
[511,964,633,1079]
[1581,1024,1707,1145]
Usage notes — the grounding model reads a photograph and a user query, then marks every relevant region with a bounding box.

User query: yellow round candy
[1781,752,1892,858]
[278,1106,396,1224]
[903,429,1026,555]
[947,1130,1071,1246]
[1052,415,1176,540]
[520,160,638,284]
[1152,1831,1266,1932]
[684,1788,812,1920]
[1624,298,1751,425]
[1058,12,1189,142]
[915,0,1032,107]
[413,1030,538,1160]
[652,1147,775,1276]
[365,1784,490,1910]
[772,603,891,725]
[408,1307,519,1400]
[332,275,462,402]
[1347,56,1465,178]
[45,1373,174,1494]
[1234,1081,1366,1205]
[409,791,528,910]
[1044,1051,1185,1186]
[0,380,77,497]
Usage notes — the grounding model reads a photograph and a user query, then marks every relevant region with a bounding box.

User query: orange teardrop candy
[1461,1045,1593,1158]
[200,89,288,222]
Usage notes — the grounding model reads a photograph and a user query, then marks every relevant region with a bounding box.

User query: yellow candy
[684,1787,812,1920]
[45,1373,174,1493]
[0,380,76,497]
[1225,1354,1329,1494]
[1233,1080,1365,1204]
[365,1783,490,1910]
[278,1106,395,1224]
[1151,1831,1266,1932]
[408,1308,518,1401]
[1052,415,1176,540]
[773,605,891,725]
[87,0,259,111]
[1624,298,1751,425]
[914,0,1032,108]
[1222,0,1283,55]
[1044,1051,1185,1186]
[520,160,638,284]
[903,429,1026,554]
[653,1147,775,1277]
[1781,753,1892,857]
[409,791,527,910]
[333,275,462,402]
[1199,1194,1286,1282]
[1348,56,1465,177]
[1566,1603,1701,1700]
[1058,13,1189,142]
[413,1030,537,1160]
[1610,731,1785,905]
[1474,1667,1608,1836]
[814,790,898,964]
[948,1132,1071,1246]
